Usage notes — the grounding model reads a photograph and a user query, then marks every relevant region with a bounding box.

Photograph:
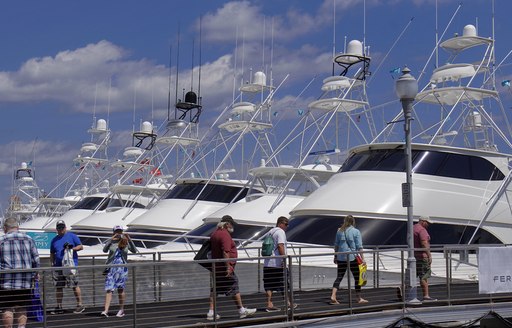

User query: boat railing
[9,243,511,327]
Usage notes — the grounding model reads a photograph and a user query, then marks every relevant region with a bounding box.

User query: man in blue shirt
[50,220,85,314]
[0,217,40,328]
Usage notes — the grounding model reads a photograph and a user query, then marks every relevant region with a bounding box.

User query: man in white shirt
[263,216,294,312]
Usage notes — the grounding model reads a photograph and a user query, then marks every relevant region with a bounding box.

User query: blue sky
[0,0,511,212]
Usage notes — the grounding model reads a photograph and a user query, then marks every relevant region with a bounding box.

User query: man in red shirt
[413,216,435,301]
[207,215,256,321]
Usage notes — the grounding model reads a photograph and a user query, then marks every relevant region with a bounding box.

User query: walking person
[101,226,137,317]
[0,217,40,328]
[414,216,436,301]
[330,215,368,304]
[263,216,295,312]
[49,220,85,314]
[207,215,256,321]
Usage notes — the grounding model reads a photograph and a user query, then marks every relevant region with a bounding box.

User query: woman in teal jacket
[330,215,368,304]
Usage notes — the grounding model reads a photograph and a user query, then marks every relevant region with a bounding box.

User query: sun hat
[419,216,434,224]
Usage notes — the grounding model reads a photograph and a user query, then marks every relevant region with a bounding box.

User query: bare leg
[232,293,243,309]
[15,307,27,327]
[266,290,274,308]
[104,291,113,312]
[56,287,64,307]
[420,279,430,298]
[330,287,338,303]
[73,286,83,306]
[118,288,125,311]
[2,310,13,328]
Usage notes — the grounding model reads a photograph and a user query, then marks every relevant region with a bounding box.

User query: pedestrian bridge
[2,244,512,327]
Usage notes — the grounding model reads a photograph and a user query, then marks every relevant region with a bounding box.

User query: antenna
[332,0,336,76]
[175,25,181,120]
[198,16,202,107]
[92,83,98,142]
[363,0,366,56]
[107,76,111,128]
[262,16,266,72]
[166,44,172,121]
[435,0,438,68]
[132,83,137,134]
[191,37,195,92]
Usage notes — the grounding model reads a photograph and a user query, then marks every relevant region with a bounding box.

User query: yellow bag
[358,263,367,286]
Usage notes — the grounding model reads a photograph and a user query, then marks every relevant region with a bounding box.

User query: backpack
[261,230,276,256]
[194,240,212,271]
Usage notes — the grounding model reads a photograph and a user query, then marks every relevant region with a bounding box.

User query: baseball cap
[419,216,434,224]
[56,220,66,228]
[113,225,124,232]
[220,215,236,226]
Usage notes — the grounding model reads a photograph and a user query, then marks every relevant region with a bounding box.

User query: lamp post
[395,66,420,304]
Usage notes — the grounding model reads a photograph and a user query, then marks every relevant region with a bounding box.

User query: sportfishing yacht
[29,118,113,232]
[126,69,284,248]
[288,23,512,247]
[72,121,173,245]
[159,38,376,254]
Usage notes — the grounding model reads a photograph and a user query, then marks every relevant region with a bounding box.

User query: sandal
[358,298,369,304]
[329,299,340,305]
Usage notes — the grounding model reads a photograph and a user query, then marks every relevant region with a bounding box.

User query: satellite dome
[96,119,107,131]
[463,24,477,37]
[253,71,266,86]
[347,40,363,56]
[141,121,153,134]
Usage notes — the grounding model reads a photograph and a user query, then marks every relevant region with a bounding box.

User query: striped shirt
[0,230,40,289]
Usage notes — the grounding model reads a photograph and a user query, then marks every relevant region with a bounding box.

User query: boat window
[340,149,505,181]
[163,183,248,203]
[106,198,145,209]
[71,197,109,210]
[287,215,502,246]
[175,223,271,245]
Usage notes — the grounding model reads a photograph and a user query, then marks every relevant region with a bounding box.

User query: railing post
[132,265,137,327]
[287,255,295,320]
[152,252,158,302]
[347,257,353,314]
[258,249,261,293]
[42,269,47,328]
[400,249,405,307]
[92,256,96,306]
[212,262,218,323]
[446,248,451,306]
[374,249,378,288]
[298,247,302,291]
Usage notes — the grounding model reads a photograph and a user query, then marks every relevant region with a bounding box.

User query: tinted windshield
[71,197,109,210]
[340,149,505,181]
[106,198,145,209]
[164,183,248,203]
[175,223,271,244]
[287,215,502,246]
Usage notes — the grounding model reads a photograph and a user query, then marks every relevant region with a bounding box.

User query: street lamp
[395,66,420,304]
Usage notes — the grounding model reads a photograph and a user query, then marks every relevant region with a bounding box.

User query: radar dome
[21,162,28,169]
[463,24,477,37]
[141,121,153,134]
[347,40,363,56]
[96,119,107,131]
[253,71,266,86]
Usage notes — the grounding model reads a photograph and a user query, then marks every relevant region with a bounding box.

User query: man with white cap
[413,216,435,301]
